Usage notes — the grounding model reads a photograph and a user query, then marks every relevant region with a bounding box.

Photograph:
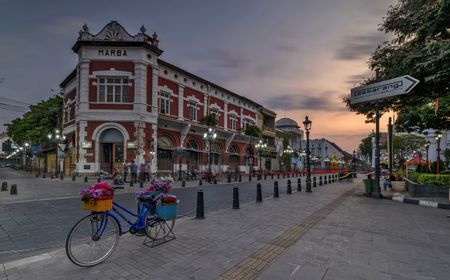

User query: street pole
[303,116,312,192]
[387,117,393,176]
[436,132,442,175]
[373,102,381,198]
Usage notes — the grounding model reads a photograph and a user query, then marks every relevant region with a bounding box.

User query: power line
[0,96,31,106]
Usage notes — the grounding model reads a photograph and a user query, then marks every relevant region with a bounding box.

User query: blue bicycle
[65,196,176,267]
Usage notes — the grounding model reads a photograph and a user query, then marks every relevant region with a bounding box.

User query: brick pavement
[1,176,450,279]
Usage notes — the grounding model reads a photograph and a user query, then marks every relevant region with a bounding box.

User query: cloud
[263,91,347,112]
[209,48,250,69]
[276,43,298,53]
[345,71,373,86]
[335,32,388,60]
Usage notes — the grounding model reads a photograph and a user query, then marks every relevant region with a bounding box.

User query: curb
[383,195,450,210]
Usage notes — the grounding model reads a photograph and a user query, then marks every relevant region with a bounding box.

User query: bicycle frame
[96,201,152,235]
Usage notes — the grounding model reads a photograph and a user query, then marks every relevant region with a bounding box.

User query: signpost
[351,75,419,198]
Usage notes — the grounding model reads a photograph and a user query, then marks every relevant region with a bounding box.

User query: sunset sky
[0,0,397,152]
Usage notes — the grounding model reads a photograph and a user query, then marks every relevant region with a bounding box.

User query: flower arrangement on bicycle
[80,182,114,211]
[136,178,178,220]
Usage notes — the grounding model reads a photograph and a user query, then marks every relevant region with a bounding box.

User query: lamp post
[436,131,442,175]
[352,150,357,178]
[23,142,30,171]
[203,127,217,183]
[303,115,312,192]
[48,129,65,177]
[424,142,430,173]
[255,139,267,179]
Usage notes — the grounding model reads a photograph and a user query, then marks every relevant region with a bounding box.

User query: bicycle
[65,194,176,267]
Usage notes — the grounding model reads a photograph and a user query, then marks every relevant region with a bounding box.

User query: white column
[240,108,244,128]
[178,84,184,120]
[152,126,158,173]
[78,61,90,113]
[134,61,147,113]
[224,102,228,131]
[151,66,159,117]
[76,120,88,172]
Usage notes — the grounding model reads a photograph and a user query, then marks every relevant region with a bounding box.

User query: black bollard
[72,175,76,181]
[277,173,280,179]
[249,174,252,181]
[274,181,279,198]
[181,180,186,187]
[283,174,285,179]
[297,178,301,192]
[228,175,231,183]
[232,186,240,209]
[329,175,332,184]
[313,176,317,188]
[140,181,144,188]
[256,183,262,202]
[239,174,242,182]
[1,182,7,191]
[324,176,328,185]
[271,174,274,180]
[10,184,17,195]
[35,173,39,178]
[42,173,46,178]
[287,179,292,194]
[196,189,205,219]
[84,176,88,182]
[60,174,64,180]
[264,174,267,180]
[214,179,217,184]
[257,174,261,181]
[199,179,203,186]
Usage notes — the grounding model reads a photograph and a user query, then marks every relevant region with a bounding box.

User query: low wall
[405,178,449,197]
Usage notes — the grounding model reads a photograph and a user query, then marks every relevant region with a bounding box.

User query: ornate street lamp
[303,115,312,192]
[203,127,217,183]
[255,139,267,179]
[48,129,65,177]
[436,131,442,175]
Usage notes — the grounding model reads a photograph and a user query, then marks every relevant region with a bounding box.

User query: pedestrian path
[2,178,449,279]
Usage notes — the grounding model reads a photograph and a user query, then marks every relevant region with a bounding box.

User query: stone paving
[1,177,449,279]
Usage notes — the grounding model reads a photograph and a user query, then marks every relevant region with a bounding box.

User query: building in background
[61,21,276,176]
[275,118,303,171]
[309,138,351,170]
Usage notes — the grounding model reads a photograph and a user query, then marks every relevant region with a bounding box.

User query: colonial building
[309,138,351,170]
[61,21,276,176]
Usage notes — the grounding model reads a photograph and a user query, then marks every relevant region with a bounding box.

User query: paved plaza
[1,171,449,280]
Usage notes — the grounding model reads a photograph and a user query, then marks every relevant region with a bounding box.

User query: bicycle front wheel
[66,213,120,267]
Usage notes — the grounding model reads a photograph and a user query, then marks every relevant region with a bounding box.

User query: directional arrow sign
[350,75,419,104]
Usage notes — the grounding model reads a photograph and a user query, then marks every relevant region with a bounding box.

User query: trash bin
[363,177,376,195]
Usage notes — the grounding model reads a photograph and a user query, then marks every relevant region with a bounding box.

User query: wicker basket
[83,198,113,211]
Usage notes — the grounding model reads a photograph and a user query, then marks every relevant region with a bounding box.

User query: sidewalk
[2,179,450,279]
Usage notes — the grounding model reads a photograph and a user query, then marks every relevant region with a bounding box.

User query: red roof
[406,155,428,164]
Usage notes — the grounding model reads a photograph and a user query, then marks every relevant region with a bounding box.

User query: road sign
[248,157,254,164]
[350,75,419,104]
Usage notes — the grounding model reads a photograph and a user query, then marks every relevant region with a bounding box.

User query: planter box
[391,181,406,192]
[406,179,449,197]
[156,203,177,220]
[83,198,113,211]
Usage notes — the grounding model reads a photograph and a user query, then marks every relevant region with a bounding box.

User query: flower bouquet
[80,182,114,211]
[136,178,173,202]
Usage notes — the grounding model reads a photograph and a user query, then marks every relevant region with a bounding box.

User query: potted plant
[80,182,114,211]
[390,172,406,192]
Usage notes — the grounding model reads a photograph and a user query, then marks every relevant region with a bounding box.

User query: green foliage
[244,125,262,138]
[200,114,217,127]
[417,174,450,186]
[6,96,63,145]
[392,134,426,165]
[407,171,420,182]
[344,0,450,131]
[358,132,375,161]
[430,161,445,174]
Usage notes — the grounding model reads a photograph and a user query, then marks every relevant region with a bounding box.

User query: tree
[344,0,450,131]
[200,113,217,127]
[358,132,375,162]
[392,134,426,167]
[244,125,261,138]
[6,96,63,145]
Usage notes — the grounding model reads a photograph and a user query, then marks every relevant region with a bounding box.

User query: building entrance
[99,129,124,174]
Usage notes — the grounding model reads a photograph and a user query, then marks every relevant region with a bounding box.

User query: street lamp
[424,142,430,173]
[352,150,357,177]
[149,150,155,178]
[255,139,267,179]
[436,131,442,175]
[303,115,312,192]
[283,146,293,172]
[203,127,217,183]
[48,129,65,177]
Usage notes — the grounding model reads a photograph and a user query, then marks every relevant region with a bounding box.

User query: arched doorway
[157,136,174,173]
[186,139,200,173]
[229,145,240,173]
[99,128,124,173]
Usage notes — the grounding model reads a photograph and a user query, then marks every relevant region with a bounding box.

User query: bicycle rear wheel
[66,213,120,267]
